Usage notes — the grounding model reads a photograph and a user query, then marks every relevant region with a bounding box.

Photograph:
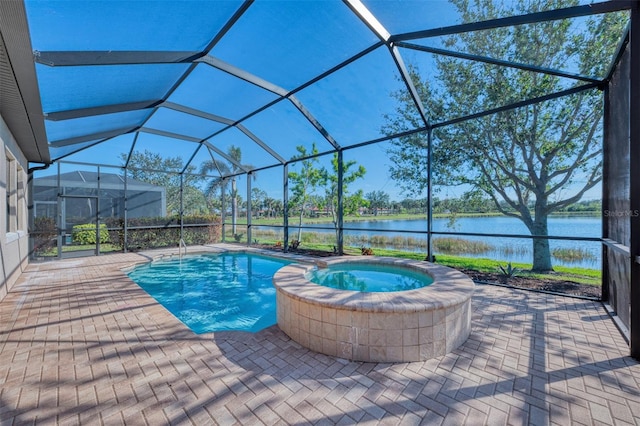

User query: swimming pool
[127,252,290,333]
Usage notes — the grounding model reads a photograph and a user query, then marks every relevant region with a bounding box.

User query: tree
[250,188,281,218]
[199,145,252,236]
[251,188,268,218]
[323,153,366,241]
[365,190,390,216]
[288,144,325,242]
[384,0,625,271]
[264,197,283,218]
[123,150,205,216]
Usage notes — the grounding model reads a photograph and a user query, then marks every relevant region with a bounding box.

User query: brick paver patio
[1,247,639,425]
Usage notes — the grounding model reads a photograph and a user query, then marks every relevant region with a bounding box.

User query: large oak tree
[385,0,626,271]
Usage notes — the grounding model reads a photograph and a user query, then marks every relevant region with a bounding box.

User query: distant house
[32,171,166,230]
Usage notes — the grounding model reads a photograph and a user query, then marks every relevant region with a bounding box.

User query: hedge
[72,223,110,244]
[103,215,222,251]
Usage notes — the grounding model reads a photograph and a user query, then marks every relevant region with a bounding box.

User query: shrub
[32,216,57,255]
[102,214,221,251]
[72,223,110,244]
[497,262,520,283]
[552,247,597,262]
[104,217,124,249]
[432,237,492,254]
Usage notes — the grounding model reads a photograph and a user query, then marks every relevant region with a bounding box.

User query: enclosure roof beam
[181,144,206,175]
[397,42,602,84]
[432,82,600,129]
[34,1,254,67]
[197,57,344,151]
[138,127,201,143]
[198,42,384,157]
[133,0,253,166]
[49,127,137,147]
[235,124,286,164]
[391,1,634,42]
[389,44,432,129]
[197,56,348,153]
[202,0,254,55]
[51,137,115,162]
[343,0,390,42]
[163,101,288,166]
[124,132,140,169]
[34,51,201,67]
[197,55,289,97]
[344,0,430,128]
[138,128,216,174]
[202,141,249,173]
[288,96,341,150]
[161,102,235,126]
[45,100,162,121]
[605,22,631,83]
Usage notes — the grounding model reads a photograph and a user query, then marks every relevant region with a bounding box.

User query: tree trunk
[530,212,553,272]
[297,206,304,242]
[231,178,237,235]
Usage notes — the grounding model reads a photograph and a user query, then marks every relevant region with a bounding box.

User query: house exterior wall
[0,115,30,302]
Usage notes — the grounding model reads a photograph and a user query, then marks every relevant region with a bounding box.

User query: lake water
[282,215,602,269]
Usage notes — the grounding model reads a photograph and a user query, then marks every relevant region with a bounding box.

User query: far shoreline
[251,211,601,226]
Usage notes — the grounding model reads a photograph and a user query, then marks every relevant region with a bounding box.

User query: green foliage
[324,152,366,238]
[288,143,326,241]
[432,237,493,254]
[124,149,204,216]
[552,247,597,262]
[32,216,57,255]
[365,191,390,216]
[199,145,253,235]
[104,215,221,251]
[383,0,625,271]
[246,235,601,287]
[103,217,125,249]
[72,223,110,245]
[497,262,520,280]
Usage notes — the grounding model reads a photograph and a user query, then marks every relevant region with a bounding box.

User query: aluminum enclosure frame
[17,0,638,358]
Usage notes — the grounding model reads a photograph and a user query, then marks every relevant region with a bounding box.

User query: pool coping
[118,244,320,272]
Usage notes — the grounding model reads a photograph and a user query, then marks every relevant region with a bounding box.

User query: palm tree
[199,145,253,236]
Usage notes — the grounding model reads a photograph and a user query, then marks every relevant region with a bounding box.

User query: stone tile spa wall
[273,257,475,363]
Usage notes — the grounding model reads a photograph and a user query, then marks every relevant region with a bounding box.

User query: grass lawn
[256,240,601,287]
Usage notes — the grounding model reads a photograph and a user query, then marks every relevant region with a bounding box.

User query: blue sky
[28,0,608,203]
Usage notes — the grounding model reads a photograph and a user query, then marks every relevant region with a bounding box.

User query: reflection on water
[128,253,290,333]
[279,216,601,269]
[307,264,433,292]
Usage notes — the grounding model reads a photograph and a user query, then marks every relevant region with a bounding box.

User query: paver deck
[1,246,639,425]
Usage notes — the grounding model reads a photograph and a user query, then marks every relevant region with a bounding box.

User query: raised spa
[274,257,474,363]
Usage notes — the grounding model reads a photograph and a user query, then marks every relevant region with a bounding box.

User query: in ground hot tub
[273,257,474,362]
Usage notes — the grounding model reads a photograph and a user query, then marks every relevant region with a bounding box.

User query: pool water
[127,252,290,333]
[306,263,434,292]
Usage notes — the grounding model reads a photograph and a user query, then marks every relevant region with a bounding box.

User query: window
[6,150,15,233]
[16,164,24,231]
[5,149,24,235]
